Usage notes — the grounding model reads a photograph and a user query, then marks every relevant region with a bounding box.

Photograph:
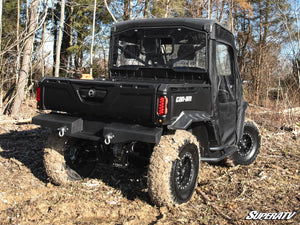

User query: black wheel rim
[171,143,199,203]
[175,152,194,190]
[237,132,256,160]
[65,140,97,178]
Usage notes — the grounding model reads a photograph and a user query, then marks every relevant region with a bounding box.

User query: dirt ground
[0,101,299,224]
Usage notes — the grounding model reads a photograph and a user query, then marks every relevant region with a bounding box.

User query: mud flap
[236,100,248,141]
[218,102,237,146]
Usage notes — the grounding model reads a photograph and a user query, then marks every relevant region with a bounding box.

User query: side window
[216,43,235,101]
[216,43,232,77]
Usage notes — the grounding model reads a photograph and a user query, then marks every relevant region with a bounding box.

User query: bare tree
[11,0,39,117]
[207,0,211,19]
[90,0,97,76]
[129,0,132,20]
[42,20,47,77]
[0,0,2,112]
[144,0,149,18]
[227,0,234,33]
[0,0,2,53]
[164,0,170,18]
[16,0,21,82]
[55,0,66,77]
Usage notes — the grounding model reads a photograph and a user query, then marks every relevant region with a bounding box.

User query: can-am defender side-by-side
[32,18,261,206]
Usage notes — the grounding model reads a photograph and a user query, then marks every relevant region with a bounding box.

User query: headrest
[124,45,140,58]
[177,44,195,60]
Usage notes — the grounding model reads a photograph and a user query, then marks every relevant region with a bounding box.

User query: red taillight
[158,96,168,116]
[36,86,41,102]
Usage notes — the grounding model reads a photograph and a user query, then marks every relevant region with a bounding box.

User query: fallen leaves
[0,104,298,224]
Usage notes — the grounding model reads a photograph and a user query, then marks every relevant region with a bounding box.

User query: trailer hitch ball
[57,126,68,137]
[104,133,115,145]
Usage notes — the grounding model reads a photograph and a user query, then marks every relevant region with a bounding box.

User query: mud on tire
[44,133,96,185]
[147,130,200,206]
[231,119,261,165]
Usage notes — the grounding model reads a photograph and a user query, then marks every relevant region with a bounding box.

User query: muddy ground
[0,102,299,224]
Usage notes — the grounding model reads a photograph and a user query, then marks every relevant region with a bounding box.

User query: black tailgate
[40,78,159,125]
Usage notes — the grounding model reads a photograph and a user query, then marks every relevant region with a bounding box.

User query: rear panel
[40,78,159,126]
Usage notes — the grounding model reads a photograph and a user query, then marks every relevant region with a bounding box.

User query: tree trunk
[0,0,2,112]
[0,0,3,53]
[164,0,170,18]
[42,21,46,77]
[60,3,71,76]
[90,0,97,76]
[11,0,39,117]
[55,0,66,77]
[207,0,211,19]
[144,0,149,18]
[227,0,234,33]
[52,4,58,76]
[197,0,204,18]
[16,0,21,81]
[129,0,132,20]
[68,5,74,73]
[75,32,83,69]
[124,0,131,20]
[26,0,29,30]
[103,47,107,75]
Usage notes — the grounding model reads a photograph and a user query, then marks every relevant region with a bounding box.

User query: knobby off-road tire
[44,133,96,185]
[231,119,261,165]
[147,130,200,206]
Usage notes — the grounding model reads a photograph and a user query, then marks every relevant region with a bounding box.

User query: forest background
[0,0,299,119]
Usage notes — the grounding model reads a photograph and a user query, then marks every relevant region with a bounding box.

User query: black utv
[32,18,261,206]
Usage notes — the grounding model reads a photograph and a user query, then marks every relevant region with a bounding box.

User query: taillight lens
[158,96,168,116]
[36,86,41,102]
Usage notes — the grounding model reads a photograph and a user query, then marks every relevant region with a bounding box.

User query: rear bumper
[32,113,162,144]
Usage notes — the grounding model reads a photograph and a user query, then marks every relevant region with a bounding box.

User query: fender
[167,111,212,130]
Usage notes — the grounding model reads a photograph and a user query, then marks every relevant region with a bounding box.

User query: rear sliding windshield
[111,27,207,72]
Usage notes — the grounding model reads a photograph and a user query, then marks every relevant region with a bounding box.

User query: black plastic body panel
[167,111,211,130]
[39,78,159,126]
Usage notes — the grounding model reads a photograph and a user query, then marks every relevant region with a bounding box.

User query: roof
[112,18,216,33]
[111,18,235,48]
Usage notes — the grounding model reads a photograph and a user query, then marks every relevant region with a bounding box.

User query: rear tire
[147,130,200,206]
[231,120,261,165]
[44,133,97,185]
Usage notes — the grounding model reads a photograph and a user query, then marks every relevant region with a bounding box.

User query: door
[216,43,237,146]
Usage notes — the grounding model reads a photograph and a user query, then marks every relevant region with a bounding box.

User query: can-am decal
[176,96,192,103]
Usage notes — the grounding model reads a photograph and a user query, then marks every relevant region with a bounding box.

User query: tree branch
[104,0,117,23]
